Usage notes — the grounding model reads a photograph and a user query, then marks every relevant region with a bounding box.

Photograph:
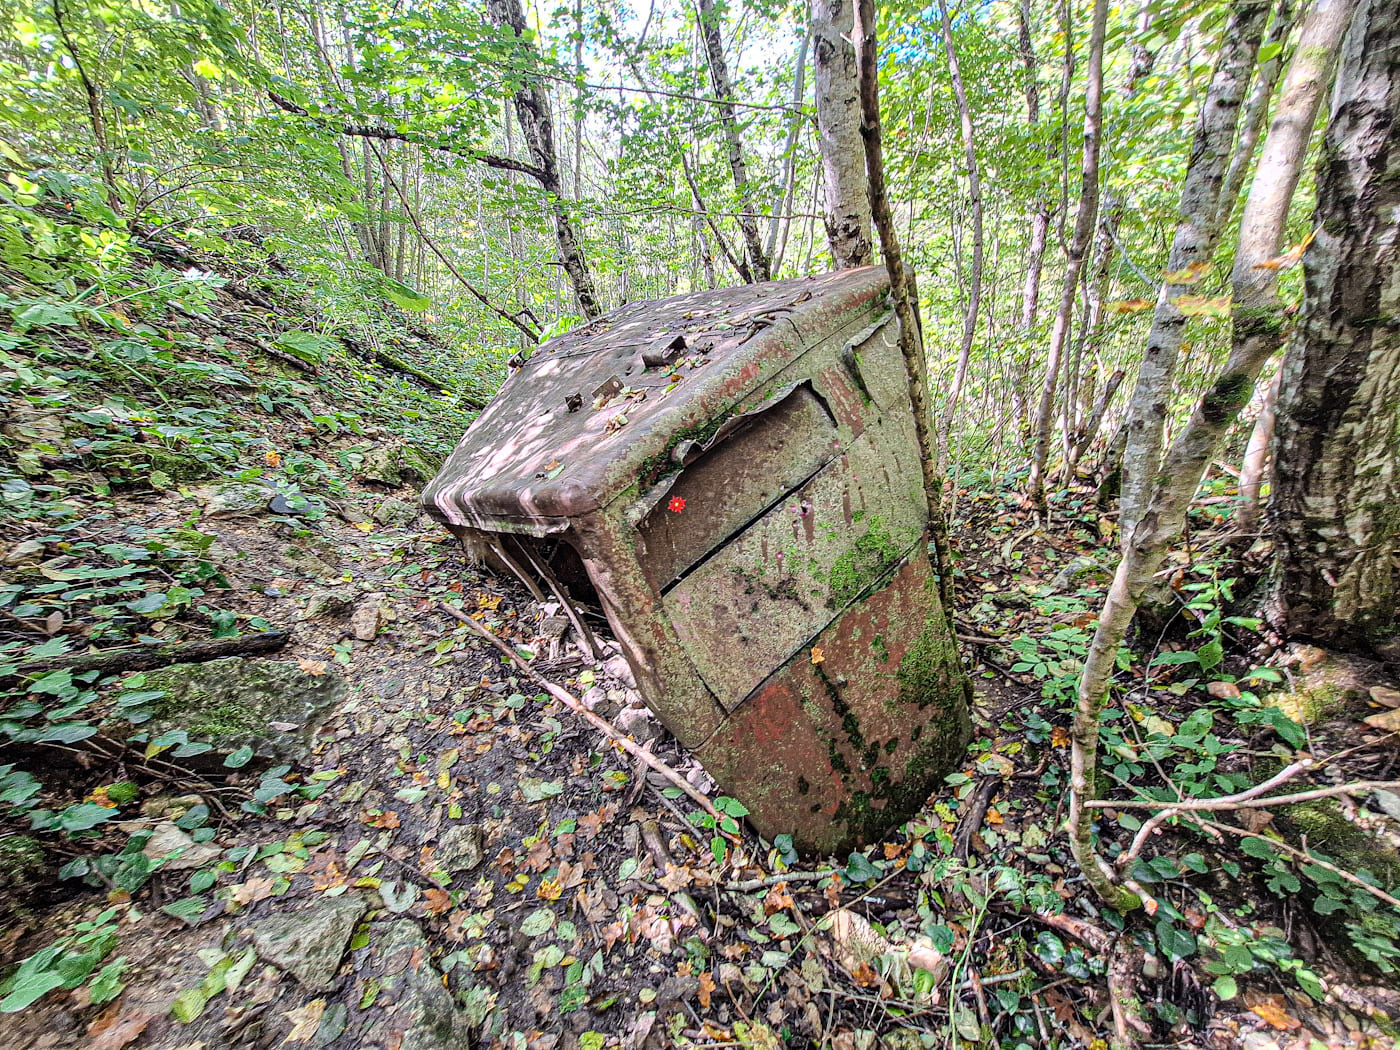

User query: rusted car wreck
[422,267,971,853]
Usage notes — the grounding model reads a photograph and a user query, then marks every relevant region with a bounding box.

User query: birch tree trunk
[487,0,603,319]
[1117,0,1273,542]
[813,0,872,269]
[1267,0,1400,653]
[766,26,810,272]
[1216,0,1297,231]
[696,0,772,282]
[1234,371,1278,533]
[1067,0,1356,914]
[1025,0,1108,510]
[934,0,984,477]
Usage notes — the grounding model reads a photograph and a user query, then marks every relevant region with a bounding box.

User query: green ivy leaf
[843,851,880,883]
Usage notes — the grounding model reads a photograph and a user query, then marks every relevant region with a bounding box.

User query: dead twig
[440,603,721,822]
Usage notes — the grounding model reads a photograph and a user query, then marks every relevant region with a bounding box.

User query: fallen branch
[1199,816,1400,911]
[1093,778,1400,813]
[726,869,837,891]
[18,629,291,676]
[440,603,720,822]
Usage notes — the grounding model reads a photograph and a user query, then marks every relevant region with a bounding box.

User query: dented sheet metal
[423,267,970,853]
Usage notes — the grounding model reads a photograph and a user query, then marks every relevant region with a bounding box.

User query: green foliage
[0,907,123,1012]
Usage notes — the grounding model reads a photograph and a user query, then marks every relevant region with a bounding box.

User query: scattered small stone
[438,825,484,874]
[603,654,636,688]
[350,602,383,641]
[201,481,276,518]
[373,496,418,527]
[143,823,221,871]
[315,1002,349,1047]
[1363,708,1400,732]
[355,920,477,1050]
[247,892,367,990]
[1370,685,1400,709]
[303,590,354,621]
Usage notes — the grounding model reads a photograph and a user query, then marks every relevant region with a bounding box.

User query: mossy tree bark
[813,0,872,269]
[1266,0,1400,654]
[1117,0,1274,541]
[1068,0,1356,914]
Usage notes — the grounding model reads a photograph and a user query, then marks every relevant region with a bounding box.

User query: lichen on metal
[422,267,971,854]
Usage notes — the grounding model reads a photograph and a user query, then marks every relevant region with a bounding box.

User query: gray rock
[359,444,444,489]
[373,495,419,527]
[438,825,483,874]
[376,678,405,699]
[247,893,367,990]
[350,602,383,641]
[142,823,221,871]
[616,703,658,742]
[603,654,636,688]
[138,657,345,764]
[357,920,479,1050]
[201,481,275,518]
[303,591,354,621]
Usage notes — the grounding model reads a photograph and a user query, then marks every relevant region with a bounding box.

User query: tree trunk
[696,0,772,282]
[1015,0,1052,340]
[933,0,984,476]
[1025,0,1109,510]
[814,0,873,269]
[1267,0,1400,653]
[853,0,958,634]
[1216,0,1298,231]
[1235,370,1278,533]
[487,0,603,319]
[1118,0,1274,542]
[767,25,810,272]
[1066,0,1356,914]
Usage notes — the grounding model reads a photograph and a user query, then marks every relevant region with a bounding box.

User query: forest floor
[4,222,1400,1050]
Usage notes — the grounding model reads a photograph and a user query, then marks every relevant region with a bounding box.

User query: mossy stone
[1277,799,1400,885]
[140,657,346,764]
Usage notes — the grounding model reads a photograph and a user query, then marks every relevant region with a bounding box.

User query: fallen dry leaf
[297,658,328,676]
[1247,995,1301,1031]
[90,1007,156,1050]
[229,876,276,907]
[283,998,326,1042]
[697,972,716,1009]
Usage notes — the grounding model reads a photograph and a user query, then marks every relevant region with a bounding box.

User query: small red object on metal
[423,268,971,853]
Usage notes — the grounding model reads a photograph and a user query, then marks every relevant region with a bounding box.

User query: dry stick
[727,869,837,891]
[18,629,290,675]
[1199,817,1400,911]
[439,603,720,822]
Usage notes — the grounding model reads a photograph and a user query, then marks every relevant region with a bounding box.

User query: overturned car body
[422,267,971,853]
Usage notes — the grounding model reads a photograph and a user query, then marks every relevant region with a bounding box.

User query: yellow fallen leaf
[283,998,325,1042]
[353,522,373,532]
[1106,298,1152,314]
[1163,260,1212,284]
[811,647,825,665]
